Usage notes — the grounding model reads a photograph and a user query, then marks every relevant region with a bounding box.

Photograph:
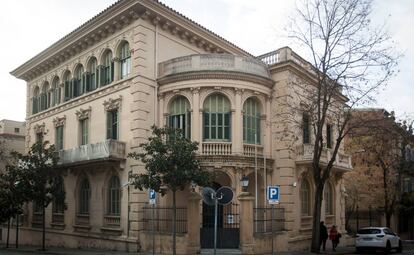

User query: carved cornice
[33,123,45,134]
[103,95,122,111]
[53,115,66,127]
[75,107,92,120]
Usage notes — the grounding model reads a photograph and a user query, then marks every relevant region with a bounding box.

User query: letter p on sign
[267,186,280,204]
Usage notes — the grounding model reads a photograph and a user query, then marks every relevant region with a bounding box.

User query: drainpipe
[154,23,159,126]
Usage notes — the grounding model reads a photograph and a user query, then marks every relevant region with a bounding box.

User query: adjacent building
[6,0,352,253]
[0,119,25,170]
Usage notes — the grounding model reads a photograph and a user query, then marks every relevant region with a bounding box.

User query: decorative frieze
[75,107,92,120]
[103,96,122,111]
[33,123,46,134]
[53,115,66,127]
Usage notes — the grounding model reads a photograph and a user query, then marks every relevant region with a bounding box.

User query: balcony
[198,142,272,169]
[58,139,126,166]
[296,144,352,170]
[158,54,271,83]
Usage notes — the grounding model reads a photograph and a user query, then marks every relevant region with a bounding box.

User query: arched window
[87,57,98,91]
[52,77,60,106]
[300,179,311,216]
[203,94,231,141]
[79,178,90,214]
[32,87,40,114]
[120,42,131,79]
[63,71,72,101]
[40,83,49,111]
[52,177,65,215]
[324,183,334,215]
[243,98,261,144]
[108,176,120,215]
[74,65,84,98]
[101,50,113,86]
[169,96,191,138]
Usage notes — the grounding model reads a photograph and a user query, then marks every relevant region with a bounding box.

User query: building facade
[0,119,26,170]
[6,0,352,253]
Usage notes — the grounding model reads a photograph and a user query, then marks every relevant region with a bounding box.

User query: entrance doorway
[200,183,240,249]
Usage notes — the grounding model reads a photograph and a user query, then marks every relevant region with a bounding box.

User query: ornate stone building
[6,0,352,253]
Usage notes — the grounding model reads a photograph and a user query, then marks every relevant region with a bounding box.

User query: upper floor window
[303,113,310,144]
[324,183,334,215]
[300,179,311,216]
[107,110,119,140]
[14,128,20,133]
[55,126,64,151]
[35,132,43,143]
[107,176,120,215]
[32,87,40,114]
[326,124,333,148]
[63,71,72,102]
[243,98,261,144]
[79,118,89,145]
[40,83,49,111]
[52,177,65,215]
[73,65,85,98]
[101,50,114,86]
[52,77,61,106]
[168,96,191,139]
[120,42,131,79]
[79,178,90,214]
[203,94,231,141]
[87,57,98,92]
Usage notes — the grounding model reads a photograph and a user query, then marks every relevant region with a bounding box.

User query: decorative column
[158,93,164,126]
[113,58,120,81]
[265,96,272,157]
[60,83,65,103]
[238,192,255,254]
[186,191,202,254]
[234,88,243,155]
[191,87,201,145]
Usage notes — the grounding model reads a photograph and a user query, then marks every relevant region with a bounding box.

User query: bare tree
[288,0,399,251]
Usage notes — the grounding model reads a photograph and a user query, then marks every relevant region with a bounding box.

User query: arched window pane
[203,94,231,141]
[120,42,131,79]
[64,72,72,101]
[73,65,84,98]
[32,87,40,114]
[79,179,90,214]
[88,58,97,91]
[168,96,191,138]
[301,180,310,216]
[101,51,113,86]
[324,184,334,215]
[108,176,120,215]
[243,98,261,144]
[52,78,60,106]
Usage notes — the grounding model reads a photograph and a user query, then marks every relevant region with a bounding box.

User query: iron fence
[253,207,285,233]
[346,209,382,234]
[142,206,187,234]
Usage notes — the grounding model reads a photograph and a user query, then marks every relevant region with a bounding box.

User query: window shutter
[186,111,191,139]
[110,61,114,83]
[106,112,112,139]
[81,73,86,94]
[85,72,91,92]
[99,66,105,87]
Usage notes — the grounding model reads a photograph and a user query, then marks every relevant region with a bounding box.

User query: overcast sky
[1,0,413,122]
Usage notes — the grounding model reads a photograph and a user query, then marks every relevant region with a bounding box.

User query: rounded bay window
[168,96,191,138]
[203,94,231,141]
[243,98,261,144]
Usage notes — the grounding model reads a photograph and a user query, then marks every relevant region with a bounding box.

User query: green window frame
[108,176,120,215]
[107,110,119,140]
[243,98,261,144]
[168,96,191,139]
[101,51,114,86]
[303,113,310,144]
[79,119,89,145]
[55,126,64,151]
[301,179,311,216]
[120,42,131,79]
[326,124,333,148]
[324,184,334,215]
[203,94,231,141]
[79,179,90,214]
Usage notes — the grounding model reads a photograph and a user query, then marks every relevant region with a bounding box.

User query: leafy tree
[288,0,399,251]
[128,126,212,255]
[13,141,64,251]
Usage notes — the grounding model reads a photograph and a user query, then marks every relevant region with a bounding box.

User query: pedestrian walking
[320,221,328,251]
[329,225,341,251]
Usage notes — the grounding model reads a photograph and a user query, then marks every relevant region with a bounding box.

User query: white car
[355,227,402,253]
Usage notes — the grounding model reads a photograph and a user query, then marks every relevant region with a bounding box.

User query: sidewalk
[0,245,356,255]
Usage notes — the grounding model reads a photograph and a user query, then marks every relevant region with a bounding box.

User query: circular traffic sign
[216,186,233,205]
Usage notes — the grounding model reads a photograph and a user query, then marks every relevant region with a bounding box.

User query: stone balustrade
[296,144,352,170]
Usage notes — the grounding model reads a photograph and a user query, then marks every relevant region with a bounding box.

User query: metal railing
[253,207,285,233]
[104,215,121,227]
[142,206,187,234]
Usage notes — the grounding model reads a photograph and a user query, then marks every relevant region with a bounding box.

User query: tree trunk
[15,214,19,249]
[6,218,10,248]
[172,190,176,255]
[311,183,324,253]
[42,205,46,251]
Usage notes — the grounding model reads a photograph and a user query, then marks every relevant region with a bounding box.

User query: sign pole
[213,197,218,255]
[152,202,155,255]
[271,204,275,255]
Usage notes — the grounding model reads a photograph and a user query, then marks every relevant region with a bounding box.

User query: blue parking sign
[267,186,280,204]
[149,189,156,204]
